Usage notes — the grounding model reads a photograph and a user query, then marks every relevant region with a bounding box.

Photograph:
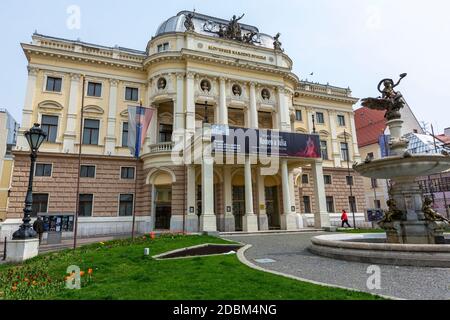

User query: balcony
[148,142,174,154]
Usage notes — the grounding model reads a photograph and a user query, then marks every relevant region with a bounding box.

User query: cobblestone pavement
[223,232,450,300]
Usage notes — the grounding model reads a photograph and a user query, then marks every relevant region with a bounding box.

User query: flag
[127,106,155,158]
[379,134,391,158]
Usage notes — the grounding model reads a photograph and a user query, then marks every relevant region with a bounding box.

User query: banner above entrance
[211,125,321,158]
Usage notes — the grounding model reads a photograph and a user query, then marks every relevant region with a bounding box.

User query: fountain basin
[309,233,450,267]
[354,154,450,179]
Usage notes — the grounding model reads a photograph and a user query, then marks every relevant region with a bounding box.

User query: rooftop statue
[273,33,283,51]
[361,73,407,120]
[184,12,195,32]
[226,14,245,40]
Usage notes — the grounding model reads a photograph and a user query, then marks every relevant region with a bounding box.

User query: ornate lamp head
[25,123,47,152]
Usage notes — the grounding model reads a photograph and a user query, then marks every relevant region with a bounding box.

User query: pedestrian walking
[341,209,352,228]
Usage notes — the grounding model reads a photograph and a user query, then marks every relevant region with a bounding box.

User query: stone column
[249,82,258,128]
[186,72,196,135]
[200,128,217,232]
[174,73,185,142]
[104,79,119,155]
[222,167,235,231]
[243,157,258,232]
[63,73,82,153]
[280,159,297,230]
[219,77,228,125]
[257,170,269,230]
[277,87,291,132]
[148,107,158,145]
[306,107,315,133]
[17,67,38,150]
[312,160,330,228]
[349,114,361,163]
[185,165,198,232]
[328,110,341,167]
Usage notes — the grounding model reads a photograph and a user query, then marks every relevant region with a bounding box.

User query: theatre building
[1,11,366,239]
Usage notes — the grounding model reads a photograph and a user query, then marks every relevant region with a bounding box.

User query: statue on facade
[243,31,258,44]
[273,33,283,51]
[184,12,195,32]
[361,73,407,120]
[422,196,450,223]
[226,14,245,40]
[380,199,404,223]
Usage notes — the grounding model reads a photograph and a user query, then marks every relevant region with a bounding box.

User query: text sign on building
[211,125,321,158]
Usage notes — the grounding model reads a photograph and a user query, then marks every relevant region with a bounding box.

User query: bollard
[2,237,6,261]
[144,248,150,256]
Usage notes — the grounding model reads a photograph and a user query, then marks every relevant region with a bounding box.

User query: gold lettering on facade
[208,45,267,61]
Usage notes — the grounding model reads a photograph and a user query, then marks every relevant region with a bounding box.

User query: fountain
[309,74,450,267]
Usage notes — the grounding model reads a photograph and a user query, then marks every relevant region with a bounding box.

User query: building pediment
[38,100,64,111]
[83,105,104,115]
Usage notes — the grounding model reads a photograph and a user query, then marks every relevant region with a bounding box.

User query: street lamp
[12,123,47,240]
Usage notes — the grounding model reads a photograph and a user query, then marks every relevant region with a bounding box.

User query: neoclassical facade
[1,11,365,239]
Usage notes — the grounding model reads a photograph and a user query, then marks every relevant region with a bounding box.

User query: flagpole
[131,101,142,240]
[73,75,85,250]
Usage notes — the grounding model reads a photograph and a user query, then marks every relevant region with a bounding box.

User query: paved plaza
[223,232,450,300]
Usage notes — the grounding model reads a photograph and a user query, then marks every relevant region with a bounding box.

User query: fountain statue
[354,74,450,244]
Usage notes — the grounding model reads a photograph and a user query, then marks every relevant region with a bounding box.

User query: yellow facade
[3,11,369,238]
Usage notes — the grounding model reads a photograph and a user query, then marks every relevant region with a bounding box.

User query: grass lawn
[0,234,382,300]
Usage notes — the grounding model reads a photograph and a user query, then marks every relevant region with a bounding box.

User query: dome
[154,11,275,49]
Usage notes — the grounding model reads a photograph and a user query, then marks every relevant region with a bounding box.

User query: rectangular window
[32,194,48,217]
[302,174,309,184]
[87,82,102,97]
[121,167,135,179]
[125,87,139,101]
[371,178,378,188]
[349,196,357,213]
[83,119,100,145]
[157,43,169,52]
[35,163,52,177]
[346,175,354,186]
[303,196,311,214]
[119,194,134,216]
[80,165,96,178]
[374,200,381,209]
[320,140,328,160]
[295,110,302,121]
[337,115,346,126]
[341,142,349,161]
[326,196,335,213]
[122,122,128,147]
[41,115,58,143]
[79,194,93,217]
[316,112,325,124]
[46,76,62,92]
[324,175,332,185]
[159,124,173,143]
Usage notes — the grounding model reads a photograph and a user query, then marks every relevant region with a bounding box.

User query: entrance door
[154,187,171,230]
[265,186,280,230]
[155,205,171,230]
[232,186,245,231]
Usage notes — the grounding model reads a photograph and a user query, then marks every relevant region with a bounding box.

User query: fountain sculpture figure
[354,74,450,244]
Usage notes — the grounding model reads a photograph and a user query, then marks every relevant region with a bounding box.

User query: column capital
[249,81,257,88]
[109,78,119,87]
[176,72,185,80]
[186,72,196,80]
[219,76,227,83]
[70,73,82,81]
[27,66,39,76]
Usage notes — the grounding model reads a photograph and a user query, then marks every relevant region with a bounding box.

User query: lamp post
[12,123,47,240]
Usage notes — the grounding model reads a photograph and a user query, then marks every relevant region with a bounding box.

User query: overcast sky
[1,0,449,133]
